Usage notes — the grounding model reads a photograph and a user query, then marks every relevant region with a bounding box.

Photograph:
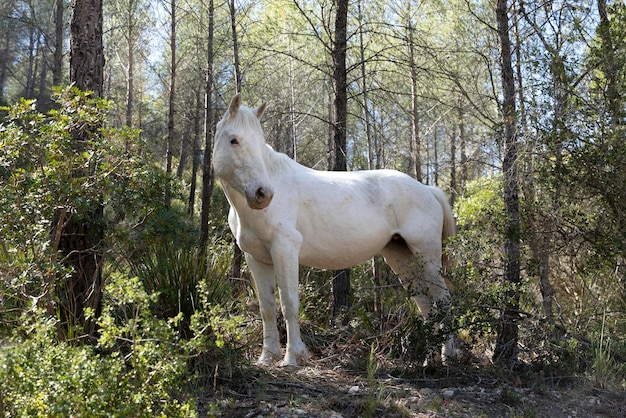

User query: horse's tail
[428,186,456,270]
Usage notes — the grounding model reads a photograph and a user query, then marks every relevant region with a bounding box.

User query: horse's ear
[228,94,242,118]
[256,102,267,119]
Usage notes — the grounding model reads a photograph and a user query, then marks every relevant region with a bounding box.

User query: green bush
[0,88,250,417]
[0,307,196,417]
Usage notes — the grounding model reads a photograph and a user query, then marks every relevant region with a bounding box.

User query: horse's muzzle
[245,185,274,210]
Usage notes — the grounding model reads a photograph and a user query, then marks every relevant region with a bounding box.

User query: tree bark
[229,0,244,281]
[331,0,351,317]
[494,0,521,365]
[176,122,190,178]
[406,3,421,183]
[230,0,242,93]
[0,12,12,105]
[166,0,176,176]
[125,0,136,129]
[53,0,64,87]
[188,88,202,215]
[70,0,104,96]
[199,0,215,248]
[25,27,36,99]
[54,0,105,341]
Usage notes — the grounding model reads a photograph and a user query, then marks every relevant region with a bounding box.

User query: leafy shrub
[0,87,184,337]
[0,304,197,417]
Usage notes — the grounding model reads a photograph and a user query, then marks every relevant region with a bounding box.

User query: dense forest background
[0,0,624,415]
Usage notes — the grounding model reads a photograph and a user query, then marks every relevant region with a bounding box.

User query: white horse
[213,94,456,366]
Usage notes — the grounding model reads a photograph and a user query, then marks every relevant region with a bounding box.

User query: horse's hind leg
[380,236,455,363]
[246,254,282,365]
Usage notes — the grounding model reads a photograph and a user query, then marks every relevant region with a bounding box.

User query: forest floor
[197,329,626,417]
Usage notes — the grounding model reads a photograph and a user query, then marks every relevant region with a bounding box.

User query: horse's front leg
[271,233,309,366]
[245,254,282,365]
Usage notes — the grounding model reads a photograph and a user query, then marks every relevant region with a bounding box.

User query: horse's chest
[236,223,273,263]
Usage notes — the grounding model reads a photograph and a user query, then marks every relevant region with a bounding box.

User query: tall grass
[129,241,233,334]
[591,310,626,390]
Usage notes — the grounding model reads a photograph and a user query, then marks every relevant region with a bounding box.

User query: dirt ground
[199,349,626,417]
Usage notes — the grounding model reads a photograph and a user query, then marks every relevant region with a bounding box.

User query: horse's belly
[299,251,379,270]
[298,229,390,270]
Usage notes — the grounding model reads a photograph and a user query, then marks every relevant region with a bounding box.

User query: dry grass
[197,320,626,417]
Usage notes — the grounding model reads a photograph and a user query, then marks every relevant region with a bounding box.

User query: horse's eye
[230,138,239,145]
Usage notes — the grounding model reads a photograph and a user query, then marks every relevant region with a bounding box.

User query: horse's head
[213,94,274,210]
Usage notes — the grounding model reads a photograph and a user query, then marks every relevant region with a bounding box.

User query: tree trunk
[70,0,104,96]
[433,127,439,186]
[199,0,215,248]
[37,45,50,109]
[53,0,64,87]
[459,104,467,195]
[125,0,135,129]
[55,0,105,341]
[494,0,521,365]
[450,126,456,204]
[597,0,621,127]
[453,98,467,206]
[229,0,244,281]
[166,0,176,176]
[406,5,421,183]
[230,0,242,92]
[188,88,202,215]
[331,0,350,317]
[0,15,12,106]
[26,27,36,98]
[176,122,190,178]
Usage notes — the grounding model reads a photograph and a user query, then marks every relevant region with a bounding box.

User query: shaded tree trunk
[166,0,176,176]
[494,0,521,365]
[450,126,456,205]
[53,0,65,86]
[125,0,136,129]
[176,121,190,177]
[331,0,350,318]
[0,5,14,106]
[53,0,105,341]
[229,0,243,280]
[188,88,202,215]
[406,4,421,183]
[199,0,215,248]
[70,0,104,96]
[452,98,467,206]
[229,0,242,92]
[25,27,37,99]
[36,45,50,109]
[459,107,467,195]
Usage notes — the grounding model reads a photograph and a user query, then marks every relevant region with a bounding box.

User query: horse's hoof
[256,358,274,367]
[278,360,300,369]
[257,350,281,367]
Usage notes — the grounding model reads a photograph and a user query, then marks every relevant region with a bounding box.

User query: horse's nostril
[246,185,273,209]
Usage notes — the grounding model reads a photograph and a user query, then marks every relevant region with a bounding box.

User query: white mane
[262,144,301,175]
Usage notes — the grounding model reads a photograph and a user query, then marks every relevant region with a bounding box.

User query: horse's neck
[262,144,303,176]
